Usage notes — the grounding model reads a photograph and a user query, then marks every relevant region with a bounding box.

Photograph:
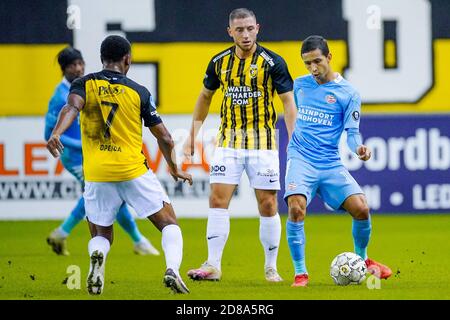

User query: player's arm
[346,128,370,161]
[46,93,84,158]
[150,123,192,185]
[183,87,215,158]
[344,93,371,161]
[278,91,297,140]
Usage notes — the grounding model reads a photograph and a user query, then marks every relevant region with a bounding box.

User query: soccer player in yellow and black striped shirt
[47,35,192,295]
[184,8,297,283]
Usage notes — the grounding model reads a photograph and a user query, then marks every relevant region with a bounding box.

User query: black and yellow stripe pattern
[204,44,293,150]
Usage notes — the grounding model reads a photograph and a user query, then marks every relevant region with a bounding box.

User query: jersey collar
[233,42,261,60]
[333,73,343,83]
[62,77,71,88]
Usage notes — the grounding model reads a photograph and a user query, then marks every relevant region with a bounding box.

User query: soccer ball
[330,252,367,286]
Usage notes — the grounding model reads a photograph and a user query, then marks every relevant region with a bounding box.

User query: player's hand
[182,137,195,161]
[169,167,193,186]
[47,134,64,158]
[357,145,371,161]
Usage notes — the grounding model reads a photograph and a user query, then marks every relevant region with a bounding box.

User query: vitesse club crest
[249,64,258,78]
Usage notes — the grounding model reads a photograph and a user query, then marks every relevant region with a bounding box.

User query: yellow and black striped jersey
[204,44,293,150]
[70,69,162,182]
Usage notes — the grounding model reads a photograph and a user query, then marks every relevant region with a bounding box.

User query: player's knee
[147,202,178,231]
[353,204,370,220]
[149,214,177,231]
[288,201,306,221]
[209,194,228,208]
[258,197,277,215]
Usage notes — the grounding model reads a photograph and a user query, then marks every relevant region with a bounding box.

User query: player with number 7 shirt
[46,35,192,295]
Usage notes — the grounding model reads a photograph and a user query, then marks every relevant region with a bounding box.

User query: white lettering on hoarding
[0,116,258,219]
[413,184,450,210]
[341,128,450,171]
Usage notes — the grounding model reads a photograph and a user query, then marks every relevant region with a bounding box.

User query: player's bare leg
[187,183,235,281]
[147,202,189,294]
[287,194,309,287]
[343,194,392,279]
[86,220,112,295]
[255,189,283,282]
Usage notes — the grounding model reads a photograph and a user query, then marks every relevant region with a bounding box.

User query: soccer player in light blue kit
[285,36,392,287]
[45,47,159,256]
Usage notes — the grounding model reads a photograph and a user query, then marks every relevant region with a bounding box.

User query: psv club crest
[326,94,336,104]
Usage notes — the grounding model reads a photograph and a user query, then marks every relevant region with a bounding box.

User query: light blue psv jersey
[288,73,361,167]
[44,77,83,174]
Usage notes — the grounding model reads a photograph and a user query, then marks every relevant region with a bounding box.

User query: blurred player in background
[285,35,392,287]
[184,8,297,282]
[46,36,192,294]
[45,47,160,257]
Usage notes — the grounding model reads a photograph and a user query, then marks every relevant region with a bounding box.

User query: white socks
[162,224,183,276]
[260,213,281,270]
[88,236,111,257]
[206,208,230,270]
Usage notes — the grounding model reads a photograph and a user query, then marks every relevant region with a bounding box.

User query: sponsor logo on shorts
[269,179,278,183]
[256,169,278,178]
[210,165,226,176]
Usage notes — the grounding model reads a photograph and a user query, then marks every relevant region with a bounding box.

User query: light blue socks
[352,218,371,260]
[60,197,85,234]
[286,220,307,275]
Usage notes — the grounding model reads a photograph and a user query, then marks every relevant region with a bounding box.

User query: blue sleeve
[293,81,300,107]
[44,87,66,140]
[59,134,82,149]
[45,84,81,150]
[343,92,361,130]
[346,127,363,154]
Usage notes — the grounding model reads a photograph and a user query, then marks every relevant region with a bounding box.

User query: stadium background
[1,0,449,219]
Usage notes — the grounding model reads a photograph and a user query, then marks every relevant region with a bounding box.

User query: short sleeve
[141,92,163,128]
[69,77,86,100]
[203,59,220,91]
[343,92,361,130]
[270,57,293,95]
[293,80,300,107]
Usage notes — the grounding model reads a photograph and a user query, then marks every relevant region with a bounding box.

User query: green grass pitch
[0,214,449,300]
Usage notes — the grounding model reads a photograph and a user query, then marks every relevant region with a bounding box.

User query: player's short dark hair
[301,35,330,56]
[229,8,256,23]
[100,35,131,63]
[57,47,83,71]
